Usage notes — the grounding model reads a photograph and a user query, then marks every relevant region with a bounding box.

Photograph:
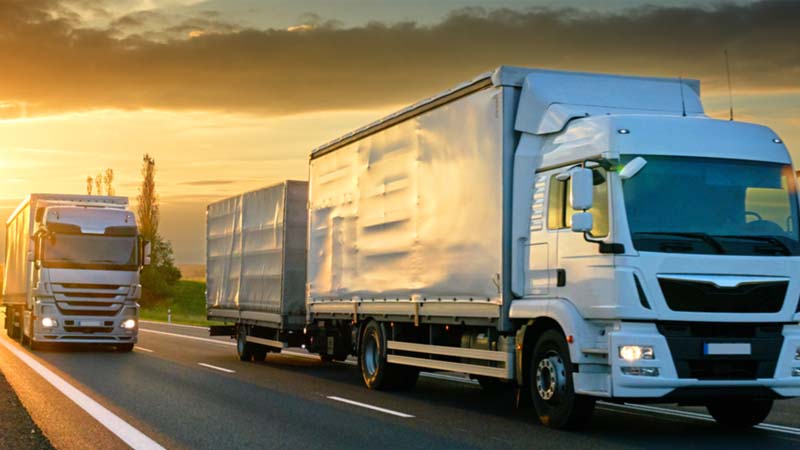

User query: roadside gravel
[0,369,54,450]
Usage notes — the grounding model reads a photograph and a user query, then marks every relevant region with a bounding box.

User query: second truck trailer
[208,66,800,429]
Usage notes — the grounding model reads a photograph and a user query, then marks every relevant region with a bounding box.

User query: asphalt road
[3,318,800,449]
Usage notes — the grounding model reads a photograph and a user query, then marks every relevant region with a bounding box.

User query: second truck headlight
[121,319,137,329]
[619,345,654,362]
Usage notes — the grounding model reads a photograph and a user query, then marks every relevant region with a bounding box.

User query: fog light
[121,319,137,329]
[619,345,654,362]
[621,366,660,377]
[41,317,57,328]
[792,368,800,377]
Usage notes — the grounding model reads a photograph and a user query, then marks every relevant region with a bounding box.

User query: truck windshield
[621,155,800,256]
[42,234,138,270]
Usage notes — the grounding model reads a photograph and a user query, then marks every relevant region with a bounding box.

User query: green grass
[139,280,224,327]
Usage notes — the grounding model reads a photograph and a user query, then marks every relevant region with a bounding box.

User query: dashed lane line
[327,396,415,418]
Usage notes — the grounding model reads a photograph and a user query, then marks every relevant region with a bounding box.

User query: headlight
[619,345,654,362]
[121,319,137,329]
[41,317,57,328]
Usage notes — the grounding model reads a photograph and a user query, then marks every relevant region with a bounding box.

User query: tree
[136,154,181,303]
[95,172,102,196]
[137,155,158,242]
[86,175,93,195]
[105,168,115,196]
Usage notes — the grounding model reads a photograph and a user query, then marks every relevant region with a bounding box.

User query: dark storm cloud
[0,0,797,116]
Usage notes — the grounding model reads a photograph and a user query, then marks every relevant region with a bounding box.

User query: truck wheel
[530,329,595,429]
[117,343,134,352]
[706,398,773,428]
[359,321,414,390]
[236,326,254,362]
[251,346,268,362]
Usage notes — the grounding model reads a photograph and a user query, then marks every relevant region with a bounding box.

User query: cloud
[0,0,798,117]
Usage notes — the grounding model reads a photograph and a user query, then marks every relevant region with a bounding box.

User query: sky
[0,0,798,263]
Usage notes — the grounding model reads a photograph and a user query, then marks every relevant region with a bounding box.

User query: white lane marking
[133,347,154,353]
[0,338,165,450]
[139,320,209,331]
[197,363,236,373]
[327,396,415,418]
[599,402,800,436]
[139,328,235,346]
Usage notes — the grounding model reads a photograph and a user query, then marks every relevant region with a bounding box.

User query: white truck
[209,66,800,429]
[2,194,150,351]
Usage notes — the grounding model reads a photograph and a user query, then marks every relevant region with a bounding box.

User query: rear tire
[706,398,773,428]
[236,325,255,362]
[529,329,595,429]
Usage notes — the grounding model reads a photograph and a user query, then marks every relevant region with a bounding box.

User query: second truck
[2,194,150,351]
[208,66,800,429]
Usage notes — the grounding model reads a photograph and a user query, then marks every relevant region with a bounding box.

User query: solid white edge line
[139,328,235,346]
[133,347,154,353]
[197,362,236,373]
[139,320,209,331]
[0,338,165,450]
[326,396,414,418]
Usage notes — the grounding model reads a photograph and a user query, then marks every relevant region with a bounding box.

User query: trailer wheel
[236,326,254,362]
[530,330,595,429]
[706,398,773,428]
[359,321,414,390]
[251,346,268,362]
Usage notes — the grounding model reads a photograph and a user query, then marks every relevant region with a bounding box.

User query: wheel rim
[363,332,379,376]
[536,350,566,402]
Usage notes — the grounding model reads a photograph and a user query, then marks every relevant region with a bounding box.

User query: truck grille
[52,283,128,317]
[657,322,783,380]
[658,278,787,313]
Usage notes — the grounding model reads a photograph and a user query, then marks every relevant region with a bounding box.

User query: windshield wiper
[633,232,726,254]
[717,235,792,255]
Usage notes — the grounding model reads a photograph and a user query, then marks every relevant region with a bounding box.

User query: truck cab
[511,88,800,427]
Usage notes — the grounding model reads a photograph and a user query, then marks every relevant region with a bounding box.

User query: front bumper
[607,322,800,399]
[33,303,139,344]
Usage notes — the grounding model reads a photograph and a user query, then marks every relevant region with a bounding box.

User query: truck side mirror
[143,240,152,266]
[571,212,594,233]
[569,168,594,211]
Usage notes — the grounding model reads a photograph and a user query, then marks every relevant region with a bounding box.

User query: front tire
[706,398,773,428]
[116,343,134,352]
[530,329,595,429]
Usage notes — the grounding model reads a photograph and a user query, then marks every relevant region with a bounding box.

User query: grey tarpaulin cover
[206,181,308,320]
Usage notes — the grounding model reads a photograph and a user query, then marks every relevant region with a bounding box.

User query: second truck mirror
[143,240,152,266]
[569,168,594,211]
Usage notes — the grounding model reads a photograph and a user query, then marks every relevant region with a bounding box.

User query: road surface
[2,318,800,449]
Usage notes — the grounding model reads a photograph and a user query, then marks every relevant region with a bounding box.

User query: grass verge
[139,280,224,327]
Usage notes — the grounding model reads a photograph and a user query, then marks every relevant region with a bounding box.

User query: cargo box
[206,181,308,329]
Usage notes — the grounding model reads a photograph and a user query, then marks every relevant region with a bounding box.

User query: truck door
[524,172,560,297]
[552,167,616,315]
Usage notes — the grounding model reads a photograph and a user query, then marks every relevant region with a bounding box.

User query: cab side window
[547,169,609,237]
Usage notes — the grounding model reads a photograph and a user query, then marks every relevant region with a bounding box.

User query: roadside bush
[140,236,182,305]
